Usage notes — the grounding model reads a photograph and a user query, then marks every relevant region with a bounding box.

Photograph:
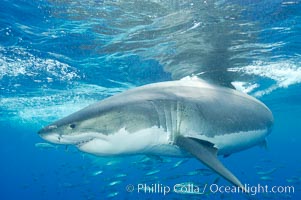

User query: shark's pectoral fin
[176,136,245,190]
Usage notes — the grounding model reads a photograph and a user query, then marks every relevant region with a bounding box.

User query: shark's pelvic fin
[176,136,245,190]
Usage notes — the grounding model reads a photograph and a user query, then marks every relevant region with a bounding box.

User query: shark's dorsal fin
[176,136,245,190]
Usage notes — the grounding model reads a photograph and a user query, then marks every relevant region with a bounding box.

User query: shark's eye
[70,124,76,129]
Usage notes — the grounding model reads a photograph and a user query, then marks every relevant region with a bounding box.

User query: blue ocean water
[1,0,301,199]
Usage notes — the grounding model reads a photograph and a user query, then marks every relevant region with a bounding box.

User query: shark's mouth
[39,127,172,156]
[40,132,106,146]
[75,138,95,147]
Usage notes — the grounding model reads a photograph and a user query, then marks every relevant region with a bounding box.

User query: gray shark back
[50,80,273,138]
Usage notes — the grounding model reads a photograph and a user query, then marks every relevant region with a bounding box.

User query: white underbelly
[77,126,180,156]
[77,126,268,157]
[189,129,268,155]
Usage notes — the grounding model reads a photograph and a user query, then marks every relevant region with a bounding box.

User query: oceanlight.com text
[125,183,295,196]
[209,183,294,195]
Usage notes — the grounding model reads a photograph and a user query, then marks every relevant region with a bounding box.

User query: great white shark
[38,79,273,190]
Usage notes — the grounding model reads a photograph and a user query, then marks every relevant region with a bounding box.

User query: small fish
[286,176,301,184]
[106,160,120,166]
[107,192,119,198]
[145,169,160,176]
[196,168,214,176]
[35,142,57,149]
[286,179,299,184]
[186,169,213,176]
[186,170,199,176]
[91,170,103,176]
[108,181,122,186]
[257,168,277,176]
[146,155,164,162]
[115,173,127,178]
[254,165,264,170]
[260,176,273,181]
[139,156,152,164]
[172,159,188,168]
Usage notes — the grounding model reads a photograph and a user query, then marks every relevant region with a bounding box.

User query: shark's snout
[37,125,62,144]
[38,125,58,135]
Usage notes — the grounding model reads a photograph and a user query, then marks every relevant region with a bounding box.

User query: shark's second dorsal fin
[176,136,245,191]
